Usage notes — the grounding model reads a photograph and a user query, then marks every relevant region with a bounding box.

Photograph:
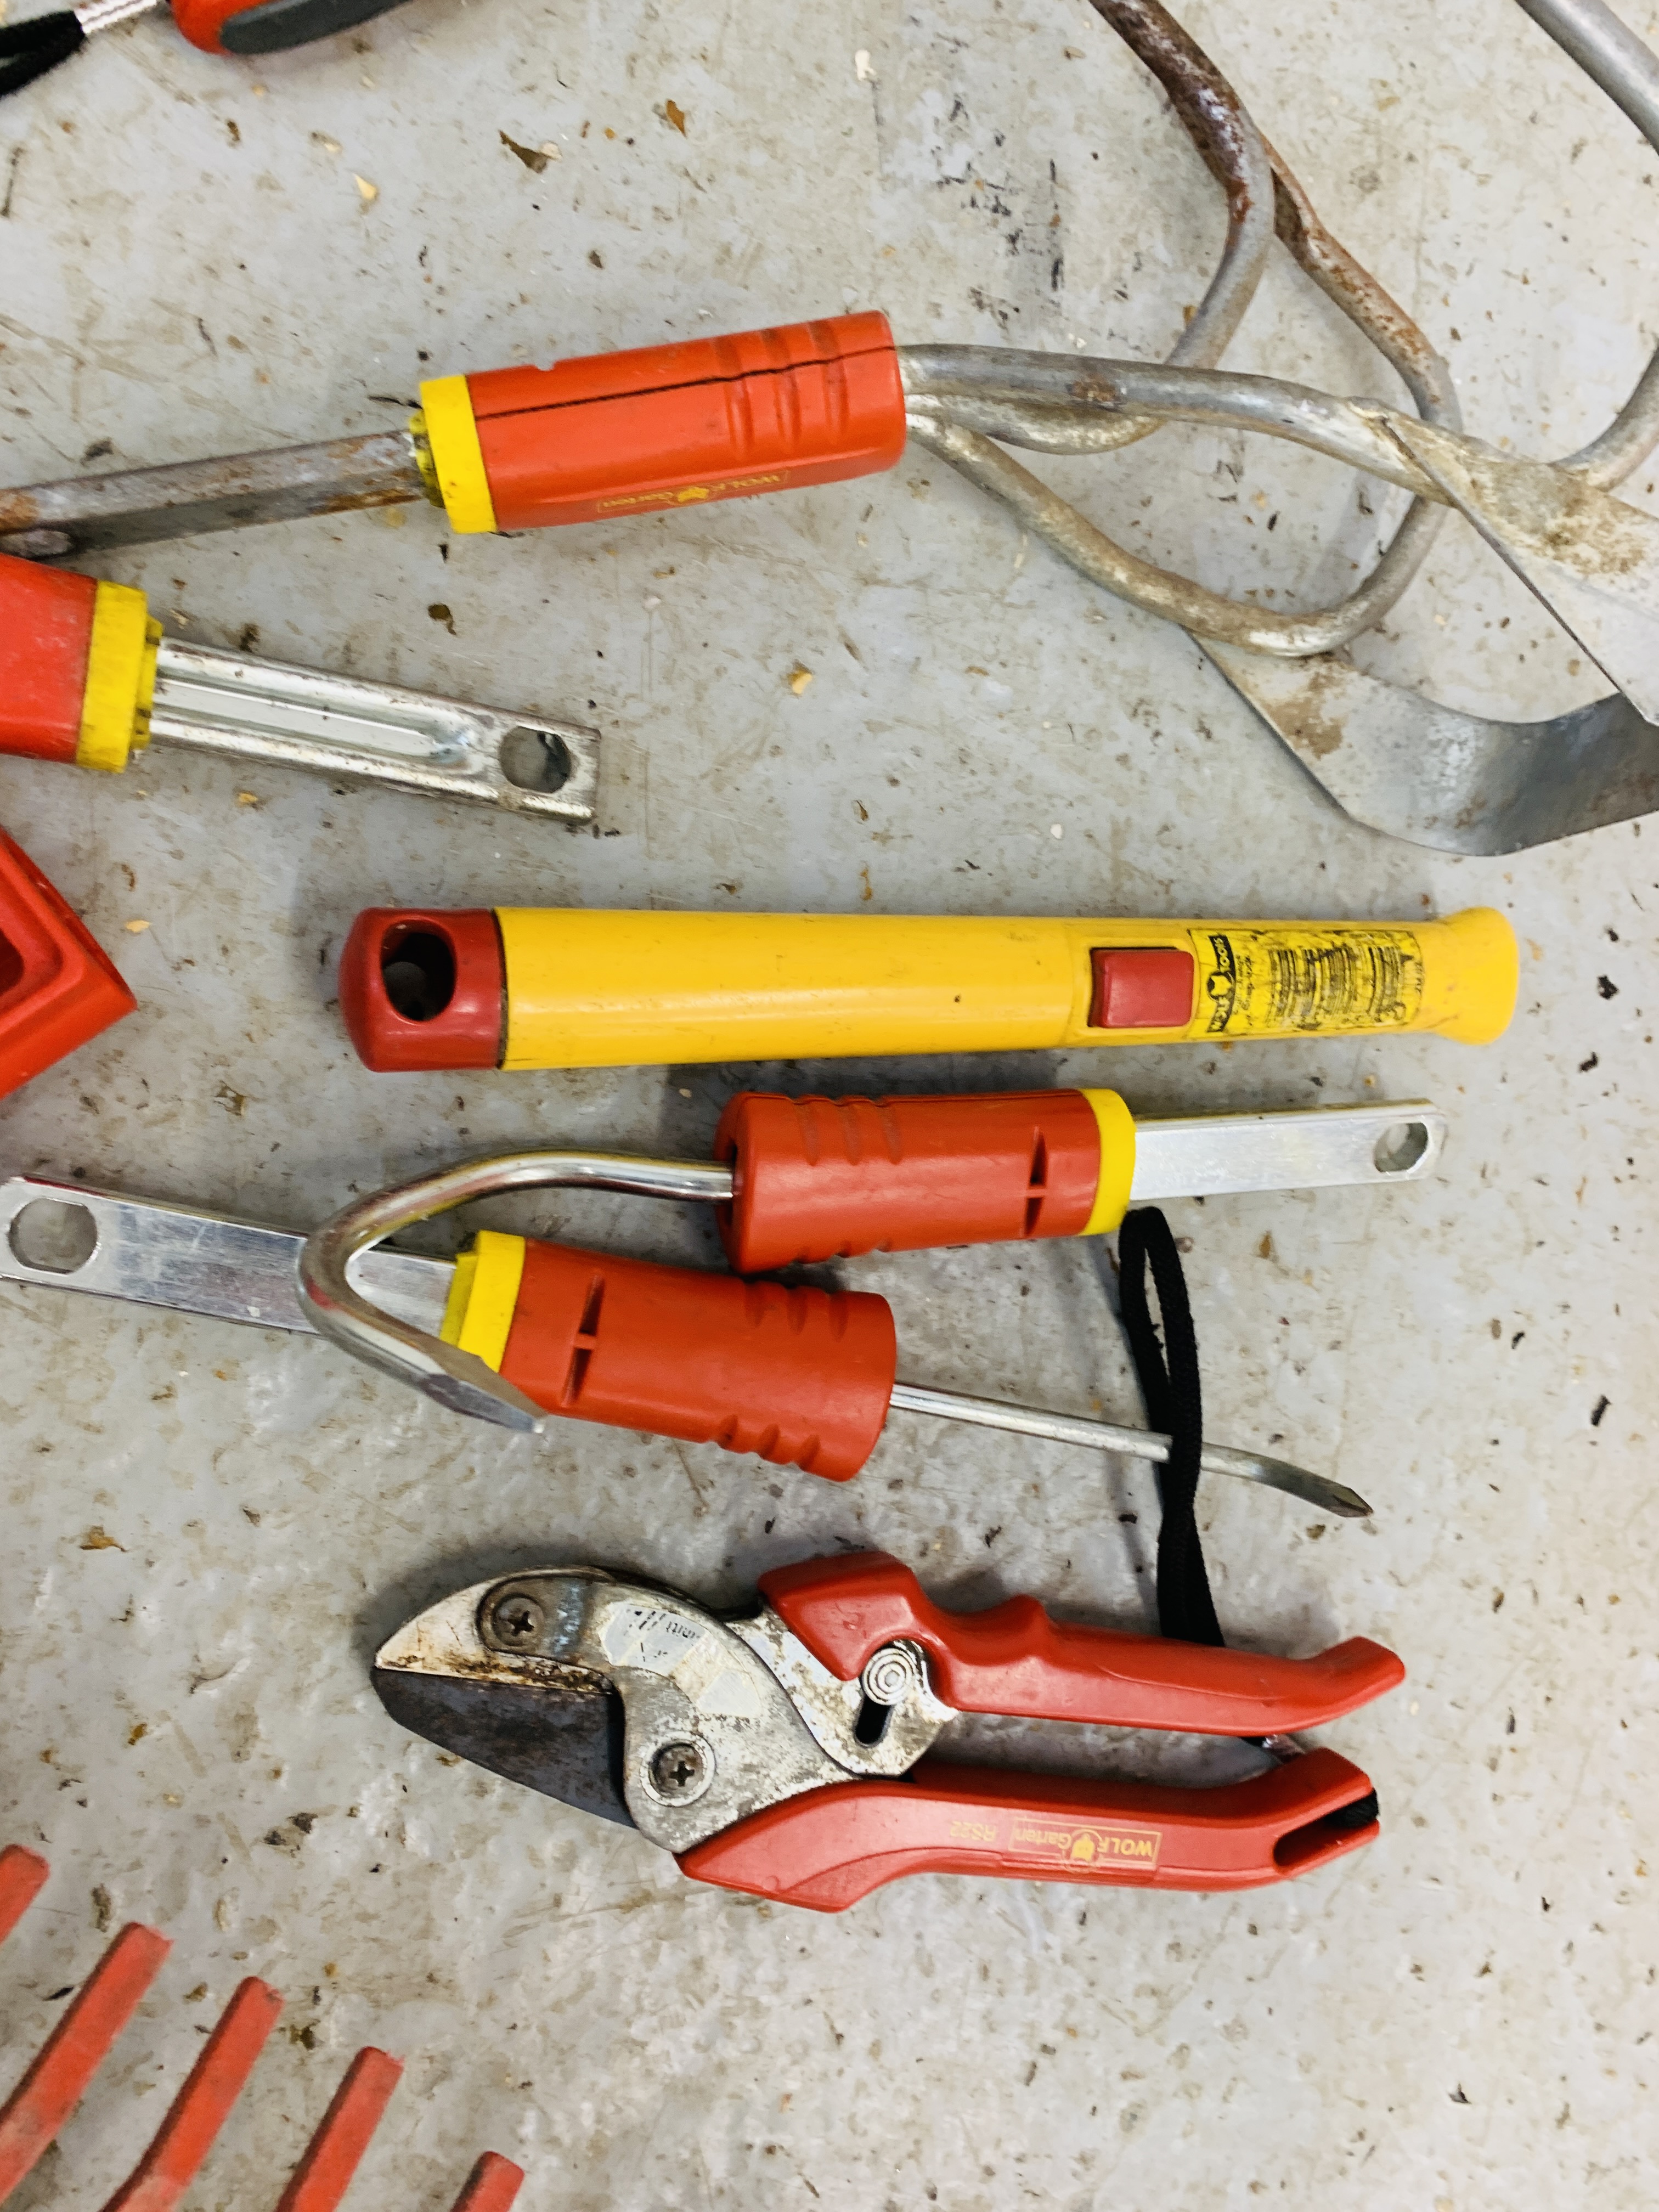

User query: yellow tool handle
[494,906,1517,1069]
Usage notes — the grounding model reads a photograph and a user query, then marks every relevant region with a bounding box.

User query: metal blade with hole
[146,638,600,820]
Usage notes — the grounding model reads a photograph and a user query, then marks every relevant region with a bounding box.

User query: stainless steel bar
[885,1383,1370,1519]
[0,432,427,562]
[148,639,601,822]
[1128,1102,1445,1201]
[0,1175,452,1334]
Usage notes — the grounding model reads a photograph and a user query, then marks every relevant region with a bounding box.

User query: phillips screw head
[645,1738,713,1805]
[486,1590,547,1649]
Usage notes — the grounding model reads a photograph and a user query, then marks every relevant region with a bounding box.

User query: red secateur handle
[679,1748,1381,1912]
[760,1553,1404,1736]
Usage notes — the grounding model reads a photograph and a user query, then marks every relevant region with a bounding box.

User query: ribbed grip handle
[468,315,907,532]
[499,1239,897,1480]
[714,1091,1107,1271]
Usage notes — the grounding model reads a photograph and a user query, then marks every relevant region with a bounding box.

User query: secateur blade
[370,1578,634,1826]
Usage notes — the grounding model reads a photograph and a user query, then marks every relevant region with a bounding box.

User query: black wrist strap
[1116,1206,1223,1648]
[0,13,86,99]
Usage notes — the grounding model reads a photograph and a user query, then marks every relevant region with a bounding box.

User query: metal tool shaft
[0,432,426,562]
[885,1384,1368,1518]
[147,638,600,820]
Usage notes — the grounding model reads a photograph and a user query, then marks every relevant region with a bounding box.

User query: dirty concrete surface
[2,0,1658,2204]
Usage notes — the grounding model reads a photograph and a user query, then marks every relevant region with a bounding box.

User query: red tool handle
[499,1238,897,1481]
[760,1553,1405,1734]
[0,553,96,765]
[0,824,136,1102]
[715,1090,1105,1271]
[459,315,907,533]
[680,1748,1380,1911]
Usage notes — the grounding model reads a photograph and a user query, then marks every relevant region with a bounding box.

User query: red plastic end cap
[168,0,239,52]
[1088,946,1195,1031]
[337,909,505,1072]
[0,827,136,1103]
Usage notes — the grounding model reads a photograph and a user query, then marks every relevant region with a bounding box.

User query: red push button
[1088,946,1195,1031]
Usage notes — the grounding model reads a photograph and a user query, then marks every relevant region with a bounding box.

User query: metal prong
[148,639,600,821]
[886,1381,1372,1517]
[0,432,426,560]
[1130,1101,1446,1203]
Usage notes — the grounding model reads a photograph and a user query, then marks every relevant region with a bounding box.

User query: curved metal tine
[1074,1,1274,431]
[1514,0,1659,486]
[1209,0,1659,851]
[907,2,1457,658]
[910,0,1659,831]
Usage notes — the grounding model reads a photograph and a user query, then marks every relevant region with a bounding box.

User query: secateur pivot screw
[486,1590,547,1649]
[647,1739,713,1805]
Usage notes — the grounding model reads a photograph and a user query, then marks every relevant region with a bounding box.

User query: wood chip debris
[499,131,551,173]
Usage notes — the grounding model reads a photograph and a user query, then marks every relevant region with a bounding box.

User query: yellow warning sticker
[1198,927,1425,1037]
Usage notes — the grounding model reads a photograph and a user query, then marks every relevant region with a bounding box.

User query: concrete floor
[3,0,1658,2203]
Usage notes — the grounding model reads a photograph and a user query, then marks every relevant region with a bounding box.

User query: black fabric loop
[1116,1206,1222,1649]
[0,13,86,98]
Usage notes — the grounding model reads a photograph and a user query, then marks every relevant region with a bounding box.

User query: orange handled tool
[0,551,599,817]
[419,315,906,534]
[1,317,906,558]
[376,1554,1404,1911]
[336,901,1519,1071]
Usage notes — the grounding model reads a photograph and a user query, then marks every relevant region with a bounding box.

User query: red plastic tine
[100,1978,284,2212]
[270,2047,403,2212]
[0,1849,49,1948]
[448,2152,526,2212]
[0,1921,171,2199]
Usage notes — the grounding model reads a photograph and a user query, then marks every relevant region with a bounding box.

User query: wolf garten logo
[596,472,787,515]
[1007,1819,1162,1870]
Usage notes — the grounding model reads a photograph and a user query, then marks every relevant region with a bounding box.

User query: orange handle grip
[497,1238,896,1480]
[760,1553,1405,1735]
[679,1749,1382,1911]
[715,1090,1108,1272]
[424,315,907,534]
[0,553,97,765]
